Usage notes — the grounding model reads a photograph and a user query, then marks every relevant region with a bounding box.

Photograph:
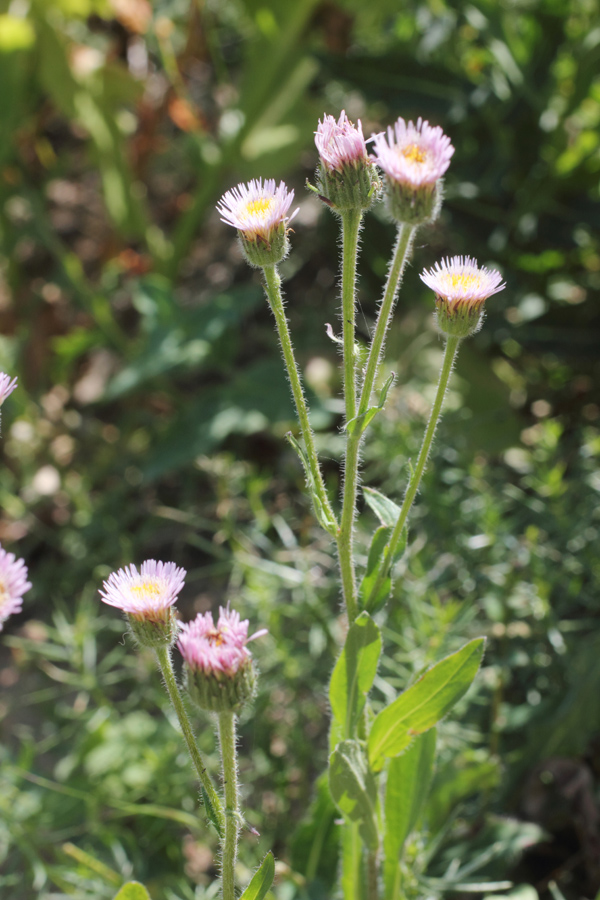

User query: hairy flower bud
[179,606,267,713]
[217,178,298,267]
[314,111,380,212]
[420,256,506,337]
[371,117,454,226]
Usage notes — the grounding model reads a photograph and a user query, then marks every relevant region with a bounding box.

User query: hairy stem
[358,225,415,416]
[341,208,363,424]
[337,430,361,622]
[365,335,461,607]
[262,264,337,530]
[154,645,223,830]
[218,711,238,900]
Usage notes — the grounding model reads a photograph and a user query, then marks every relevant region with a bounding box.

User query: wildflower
[179,606,267,712]
[420,255,506,337]
[99,560,186,647]
[313,111,380,211]
[0,373,17,406]
[0,544,31,631]
[217,178,298,267]
[371,117,454,225]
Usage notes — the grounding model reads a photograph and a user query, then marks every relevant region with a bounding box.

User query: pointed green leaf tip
[240,851,275,900]
[368,638,485,771]
[113,883,151,900]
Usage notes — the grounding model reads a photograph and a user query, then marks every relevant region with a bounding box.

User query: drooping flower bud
[216,178,298,267]
[371,117,454,225]
[314,111,381,212]
[420,256,506,337]
[99,560,186,648]
[0,373,17,406]
[178,606,267,714]
[0,543,31,631]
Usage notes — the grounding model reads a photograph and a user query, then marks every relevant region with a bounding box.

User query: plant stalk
[365,335,461,607]
[357,224,415,417]
[154,645,224,830]
[262,264,337,530]
[218,711,239,900]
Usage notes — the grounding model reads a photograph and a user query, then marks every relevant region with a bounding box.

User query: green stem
[336,208,363,622]
[366,335,461,608]
[367,849,379,900]
[218,711,238,900]
[358,225,415,417]
[341,208,362,424]
[262,263,337,530]
[154,645,223,830]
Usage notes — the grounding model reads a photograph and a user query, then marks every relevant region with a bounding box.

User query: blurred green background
[1,0,599,898]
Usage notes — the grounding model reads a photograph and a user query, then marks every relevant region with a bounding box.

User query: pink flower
[100,560,186,623]
[420,256,506,306]
[216,179,298,244]
[0,373,18,406]
[371,117,454,187]
[0,544,32,631]
[315,111,368,172]
[178,606,267,678]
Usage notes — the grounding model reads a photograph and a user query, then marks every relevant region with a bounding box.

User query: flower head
[315,111,368,173]
[371,117,454,225]
[371,117,454,188]
[217,179,297,266]
[100,560,186,647]
[0,373,18,406]
[420,256,506,337]
[179,606,267,712]
[313,111,380,212]
[0,544,32,631]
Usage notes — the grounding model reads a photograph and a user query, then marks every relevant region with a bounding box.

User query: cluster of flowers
[217,112,504,336]
[100,561,266,712]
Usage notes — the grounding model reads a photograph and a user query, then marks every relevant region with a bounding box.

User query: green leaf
[383,730,437,900]
[368,639,485,771]
[363,488,401,527]
[286,432,337,536]
[201,786,222,837]
[346,374,395,435]
[113,884,151,900]
[329,740,378,851]
[359,526,407,614]
[330,612,382,741]
[240,852,275,900]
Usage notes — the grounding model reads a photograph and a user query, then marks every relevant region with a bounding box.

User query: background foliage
[0,0,599,898]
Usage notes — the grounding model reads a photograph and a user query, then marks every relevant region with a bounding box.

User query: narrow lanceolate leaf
[113,884,151,900]
[329,612,382,740]
[240,852,275,900]
[329,740,379,850]
[383,730,437,900]
[363,487,401,527]
[368,639,485,772]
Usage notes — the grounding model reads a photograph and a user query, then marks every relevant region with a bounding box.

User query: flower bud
[314,111,381,212]
[216,179,298,268]
[371,117,454,226]
[99,560,186,649]
[178,606,267,714]
[420,256,506,338]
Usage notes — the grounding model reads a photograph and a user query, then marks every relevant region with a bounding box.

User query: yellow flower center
[441,272,482,293]
[401,143,427,164]
[206,628,225,646]
[0,579,7,610]
[243,198,273,220]
[131,580,163,598]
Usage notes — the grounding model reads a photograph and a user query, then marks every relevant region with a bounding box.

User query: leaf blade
[330,612,382,741]
[329,740,379,851]
[240,852,275,900]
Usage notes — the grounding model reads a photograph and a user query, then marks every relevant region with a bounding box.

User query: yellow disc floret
[131,580,163,598]
[242,197,274,221]
[400,143,427,164]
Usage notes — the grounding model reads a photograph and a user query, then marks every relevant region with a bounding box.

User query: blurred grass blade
[62,843,121,885]
[368,639,485,771]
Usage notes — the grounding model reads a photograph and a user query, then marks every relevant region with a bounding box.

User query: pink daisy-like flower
[99,560,186,623]
[0,544,32,631]
[0,373,18,406]
[216,179,298,244]
[315,111,368,172]
[178,606,267,678]
[420,256,506,306]
[371,117,454,187]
